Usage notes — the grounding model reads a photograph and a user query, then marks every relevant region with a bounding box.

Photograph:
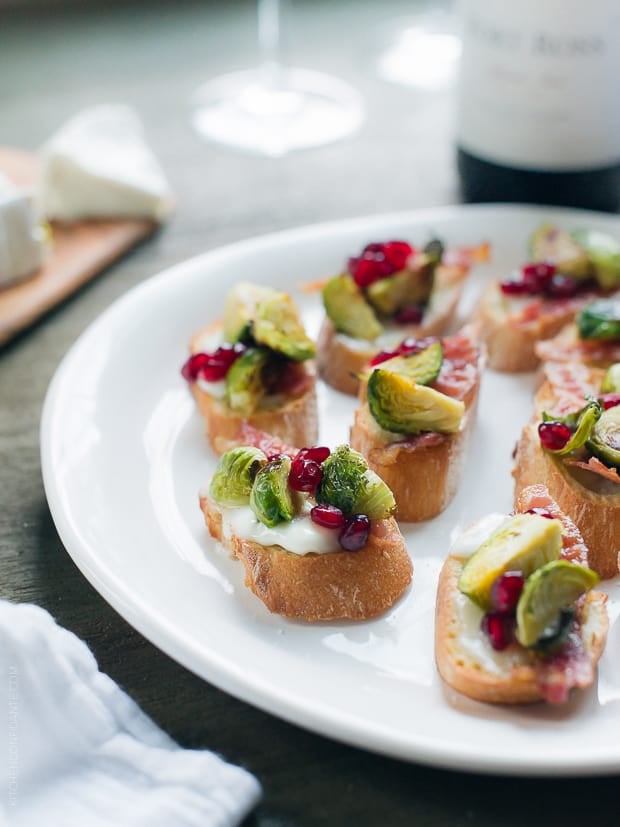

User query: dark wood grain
[1,2,618,825]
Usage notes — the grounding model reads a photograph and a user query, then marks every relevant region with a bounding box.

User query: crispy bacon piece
[564,456,620,485]
[515,484,589,566]
[214,423,299,459]
[543,361,602,416]
[537,324,620,367]
[432,327,481,405]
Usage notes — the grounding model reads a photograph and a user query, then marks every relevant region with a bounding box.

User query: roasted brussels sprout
[322,274,383,340]
[541,398,601,455]
[577,298,620,340]
[253,293,315,361]
[225,347,270,414]
[458,514,562,610]
[223,282,281,343]
[530,608,575,654]
[601,363,620,394]
[378,341,443,386]
[423,237,445,264]
[571,228,620,289]
[587,404,620,467]
[529,224,591,279]
[366,264,433,315]
[250,455,297,527]
[315,445,395,519]
[516,560,599,648]
[367,369,464,434]
[209,446,267,506]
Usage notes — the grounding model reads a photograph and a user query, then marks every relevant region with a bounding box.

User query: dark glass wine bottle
[456,1,620,212]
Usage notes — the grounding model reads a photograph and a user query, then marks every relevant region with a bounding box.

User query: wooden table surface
[1,1,619,824]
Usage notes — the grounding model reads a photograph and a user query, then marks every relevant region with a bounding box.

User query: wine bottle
[456,0,620,212]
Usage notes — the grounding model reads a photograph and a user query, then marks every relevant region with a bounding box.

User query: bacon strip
[536,623,593,705]
[564,456,620,485]
[514,484,589,566]
[432,327,481,404]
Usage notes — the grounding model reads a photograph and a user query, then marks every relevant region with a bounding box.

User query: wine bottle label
[457,0,620,170]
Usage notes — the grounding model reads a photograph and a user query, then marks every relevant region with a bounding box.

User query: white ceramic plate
[41,205,620,776]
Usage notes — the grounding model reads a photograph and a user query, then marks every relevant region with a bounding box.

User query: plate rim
[40,203,620,777]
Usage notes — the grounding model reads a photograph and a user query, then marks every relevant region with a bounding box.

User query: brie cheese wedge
[0,173,46,288]
[37,105,173,223]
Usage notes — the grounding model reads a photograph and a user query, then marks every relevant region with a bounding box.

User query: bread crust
[477,282,591,373]
[513,411,620,579]
[435,556,608,704]
[200,496,413,622]
[189,321,318,454]
[317,263,468,396]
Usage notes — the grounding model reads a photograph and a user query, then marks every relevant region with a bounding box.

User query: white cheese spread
[37,105,173,222]
[449,512,509,560]
[209,500,341,555]
[0,173,46,288]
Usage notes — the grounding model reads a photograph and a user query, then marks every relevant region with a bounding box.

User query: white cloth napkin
[0,600,261,827]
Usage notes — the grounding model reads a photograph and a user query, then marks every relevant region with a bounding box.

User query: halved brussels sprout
[253,293,315,361]
[250,455,296,527]
[601,363,620,394]
[587,404,620,467]
[378,341,443,386]
[367,369,464,435]
[225,347,270,414]
[366,263,433,315]
[529,224,591,279]
[223,283,282,343]
[314,445,395,519]
[322,274,383,340]
[571,228,620,289]
[530,608,575,654]
[423,237,445,264]
[459,514,563,611]
[516,560,599,648]
[577,298,620,341]
[209,446,267,506]
[541,398,602,455]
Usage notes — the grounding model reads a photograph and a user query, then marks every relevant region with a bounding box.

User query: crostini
[181,282,318,454]
[536,296,620,368]
[435,484,609,705]
[478,224,620,372]
[200,443,412,621]
[513,359,620,578]
[317,237,486,396]
[349,327,483,521]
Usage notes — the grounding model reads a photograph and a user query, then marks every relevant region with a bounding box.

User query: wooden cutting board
[0,147,158,346]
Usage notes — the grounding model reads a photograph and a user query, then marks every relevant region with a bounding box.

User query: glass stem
[258,0,283,88]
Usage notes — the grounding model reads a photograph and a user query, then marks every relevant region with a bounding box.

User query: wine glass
[191,0,364,157]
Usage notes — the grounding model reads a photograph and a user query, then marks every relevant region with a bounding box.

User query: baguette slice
[435,485,609,704]
[477,282,599,372]
[189,321,318,455]
[513,360,620,578]
[317,263,469,396]
[350,327,483,522]
[200,496,412,622]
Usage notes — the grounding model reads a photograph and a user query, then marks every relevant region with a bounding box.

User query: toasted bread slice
[189,321,318,455]
[349,328,483,522]
[200,496,413,621]
[317,263,469,396]
[435,484,609,704]
[477,282,598,372]
[435,558,608,705]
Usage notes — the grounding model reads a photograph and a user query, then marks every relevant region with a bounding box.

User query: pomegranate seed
[297,446,331,463]
[491,571,525,612]
[395,305,424,325]
[546,273,579,298]
[267,452,286,462]
[383,240,413,270]
[500,278,530,295]
[181,352,211,382]
[600,393,620,410]
[288,457,322,492]
[350,257,383,288]
[363,242,384,254]
[370,349,398,366]
[538,421,572,451]
[481,611,516,651]
[522,261,556,292]
[525,507,555,520]
[311,504,346,529]
[339,514,371,552]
